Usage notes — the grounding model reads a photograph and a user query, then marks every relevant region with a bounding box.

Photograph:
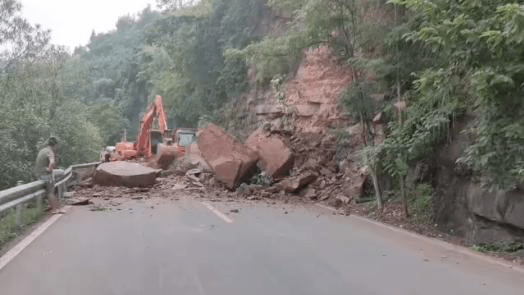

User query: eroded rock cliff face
[433,115,524,244]
[253,46,352,134]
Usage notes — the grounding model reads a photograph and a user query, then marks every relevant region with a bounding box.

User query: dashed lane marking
[200,202,233,224]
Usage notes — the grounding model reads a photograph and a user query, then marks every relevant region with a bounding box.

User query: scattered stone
[172,184,188,190]
[78,177,94,188]
[319,194,330,201]
[278,172,318,193]
[327,197,343,208]
[186,168,202,177]
[320,167,334,177]
[63,191,75,198]
[336,195,351,205]
[67,197,91,206]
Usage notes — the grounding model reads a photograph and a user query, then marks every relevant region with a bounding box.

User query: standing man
[34,136,61,213]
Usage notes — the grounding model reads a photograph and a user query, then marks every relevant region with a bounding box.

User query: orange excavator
[114,95,183,165]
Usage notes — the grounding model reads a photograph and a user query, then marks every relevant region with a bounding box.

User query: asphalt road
[0,195,523,295]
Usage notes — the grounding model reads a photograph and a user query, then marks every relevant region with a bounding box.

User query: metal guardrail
[0,162,100,226]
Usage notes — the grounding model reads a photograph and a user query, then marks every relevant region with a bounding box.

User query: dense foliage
[0,0,270,189]
[381,0,524,189]
[2,0,522,197]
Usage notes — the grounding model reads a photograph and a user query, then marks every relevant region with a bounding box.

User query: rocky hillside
[252,46,352,134]
[231,43,524,249]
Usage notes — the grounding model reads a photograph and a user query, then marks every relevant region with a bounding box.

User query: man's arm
[47,148,56,171]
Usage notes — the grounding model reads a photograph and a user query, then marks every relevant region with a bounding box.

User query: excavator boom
[115,95,171,160]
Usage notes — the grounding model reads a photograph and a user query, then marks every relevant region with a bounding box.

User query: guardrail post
[57,182,63,201]
[48,174,57,212]
[37,193,43,213]
[15,181,24,226]
[15,204,23,227]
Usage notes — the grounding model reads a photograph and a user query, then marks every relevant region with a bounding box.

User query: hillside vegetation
[1,0,523,219]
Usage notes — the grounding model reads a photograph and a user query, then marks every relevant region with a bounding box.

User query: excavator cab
[150,130,164,155]
[173,128,197,157]
[176,129,196,147]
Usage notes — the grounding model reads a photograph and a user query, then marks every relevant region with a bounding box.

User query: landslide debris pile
[167,123,369,208]
[73,123,369,210]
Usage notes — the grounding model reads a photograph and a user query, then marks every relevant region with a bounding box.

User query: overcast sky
[20,0,158,50]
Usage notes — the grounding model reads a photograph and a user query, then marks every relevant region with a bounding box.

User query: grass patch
[363,183,434,225]
[408,183,433,225]
[472,242,524,254]
[0,201,44,251]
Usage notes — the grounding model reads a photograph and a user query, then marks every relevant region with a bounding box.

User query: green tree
[0,0,52,68]
[388,0,524,189]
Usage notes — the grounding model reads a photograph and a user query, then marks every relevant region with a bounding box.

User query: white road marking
[349,214,524,274]
[315,203,524,274]
[201,202,233,224]
[193,272,208,295]
[0,206,71,271]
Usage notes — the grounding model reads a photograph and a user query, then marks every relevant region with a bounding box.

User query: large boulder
[467,184,524,231]
[198,123,259,189]
[246,128,294,179]
[147,144,179,170]
[93,162,161,187]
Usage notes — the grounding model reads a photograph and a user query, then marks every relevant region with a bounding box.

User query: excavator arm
[154,95,168,132]
[116,95,170,160]
[136,95,169,159]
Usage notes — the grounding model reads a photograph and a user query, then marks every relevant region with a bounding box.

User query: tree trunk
[370,167,383,209]
[400,175,409,217]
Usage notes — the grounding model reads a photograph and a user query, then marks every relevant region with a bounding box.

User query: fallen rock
[319,193,330,201]
[188,142,202,156]
[278,172,318,193]
[63,191,75,198]
[336,195,351,205]
[187,154,212,172]
[246,128,294,179]
[210,157,242,189]
[93,162,161,187]
[173,183,188,190]
[327,197,343,208]
[320,167,334,177]
[198,123,259,189]
[151,145,179,170]
[78,177,94,188]
[186,168,202,177]
[67,197,91,206]
[302,188,317,200]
